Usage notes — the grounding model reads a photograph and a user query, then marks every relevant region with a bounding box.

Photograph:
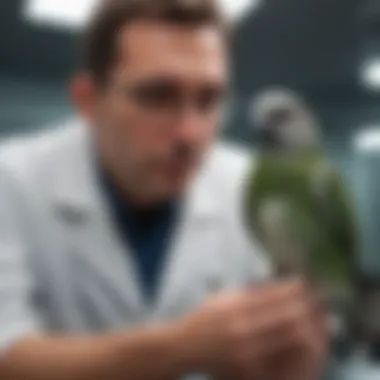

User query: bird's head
[250,88,321,153]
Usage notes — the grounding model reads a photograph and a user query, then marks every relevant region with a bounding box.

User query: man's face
[74,21,228,204]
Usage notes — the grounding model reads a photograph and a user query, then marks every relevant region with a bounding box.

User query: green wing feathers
[243,155,359,291]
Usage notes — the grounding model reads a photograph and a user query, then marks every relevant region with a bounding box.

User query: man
[0,0,327,379]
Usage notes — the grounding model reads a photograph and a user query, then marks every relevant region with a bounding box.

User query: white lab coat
[0,120,270,372]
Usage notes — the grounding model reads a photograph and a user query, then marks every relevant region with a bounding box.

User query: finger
[245,277,307,312]
[254,315,329,380]
[247,277,305,296]
[243,301,321,358]
[234,320,320,379]
[263,348,314,380]
[227,279,306,316]
[288,324,329,380]
[253,317,310,357]
[272,312,328,361]
[247,296,312,339]
[309,313,330,364]
[230,299,306,342]
[232,346,271,380]
[308,293,330,352]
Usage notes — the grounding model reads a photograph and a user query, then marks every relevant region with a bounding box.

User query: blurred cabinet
[351,153,380,274]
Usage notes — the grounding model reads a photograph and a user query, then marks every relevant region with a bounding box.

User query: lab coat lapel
[50,122,146,322]
[153,156,224,318]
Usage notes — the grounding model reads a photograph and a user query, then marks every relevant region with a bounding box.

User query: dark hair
[83,0,228,85]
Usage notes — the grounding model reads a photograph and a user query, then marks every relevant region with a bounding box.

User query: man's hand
[264,297,329,380]
[0,279,327,380]
[178,278,327,379]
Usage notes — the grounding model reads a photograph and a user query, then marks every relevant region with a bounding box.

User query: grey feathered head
[250,88,321,151]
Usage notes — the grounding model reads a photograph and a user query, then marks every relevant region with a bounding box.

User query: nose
[173,107,207,143]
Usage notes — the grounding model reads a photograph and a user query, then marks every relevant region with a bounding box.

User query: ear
[69,72,98,124]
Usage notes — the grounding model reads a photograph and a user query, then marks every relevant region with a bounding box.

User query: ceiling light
[25,0,262,30]
[362,60,380,89]
[24,0,98,30]
[219,0,262,22]
[354,128,380,153]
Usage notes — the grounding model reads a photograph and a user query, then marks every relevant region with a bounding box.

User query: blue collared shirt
[99,168,180,301]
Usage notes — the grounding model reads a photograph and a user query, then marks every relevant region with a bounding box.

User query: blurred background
[2,0,380,307]
[4,0,380,274]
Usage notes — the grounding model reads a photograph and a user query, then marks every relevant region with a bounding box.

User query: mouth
[167,159,193,174]
[161,155,199,179]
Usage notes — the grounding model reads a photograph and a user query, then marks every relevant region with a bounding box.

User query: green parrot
[243,89,359,327]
